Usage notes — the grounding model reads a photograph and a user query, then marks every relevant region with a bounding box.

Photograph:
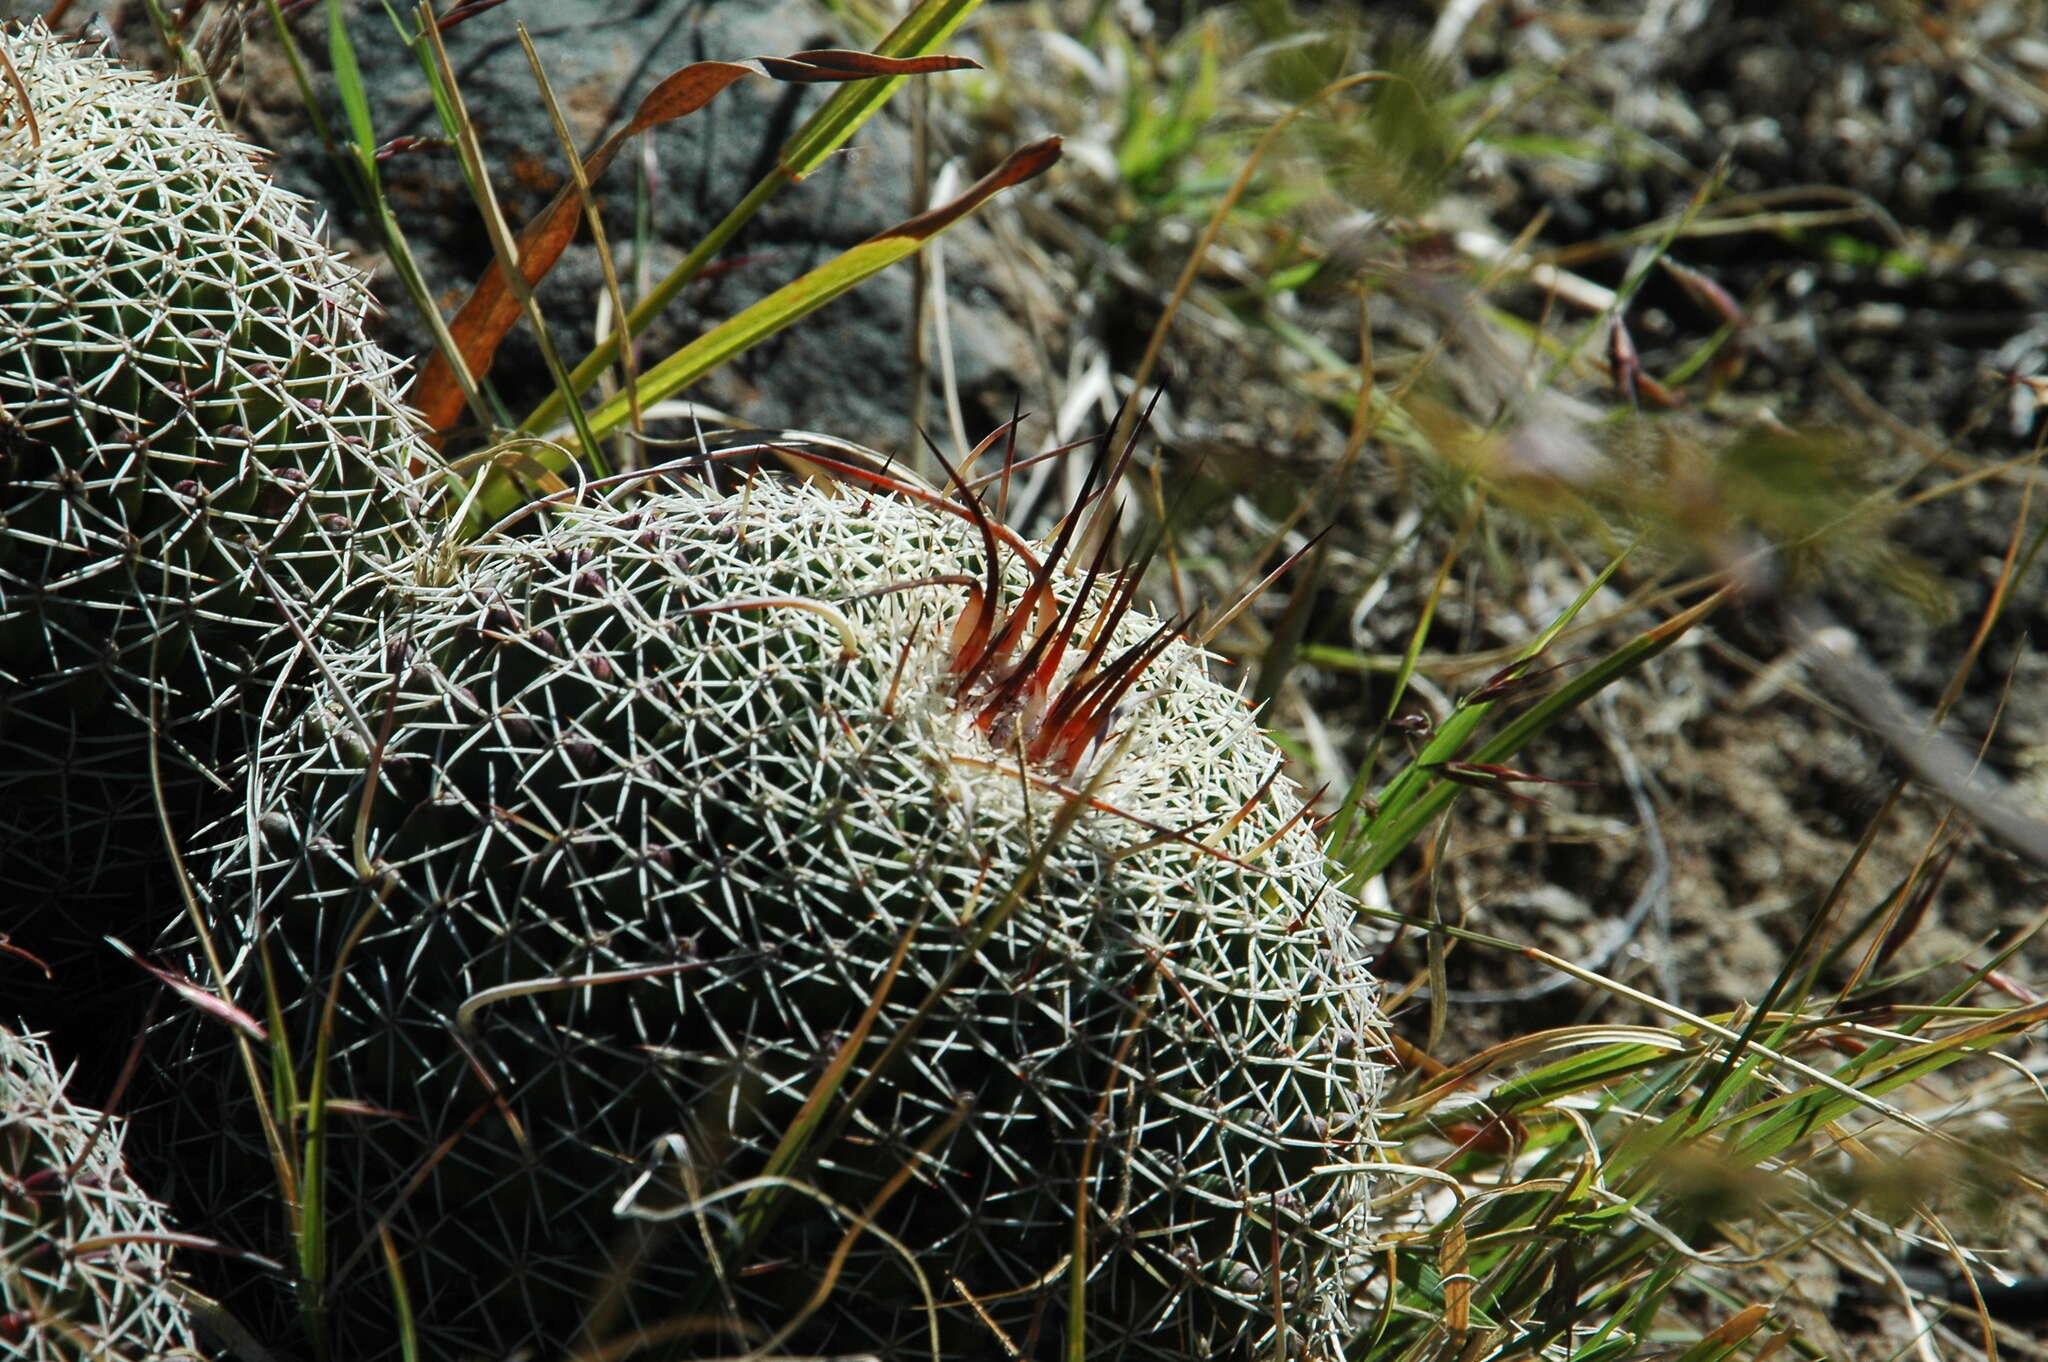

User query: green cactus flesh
[2,1025,201,1360]
[0,22,441,969]
[185,463,1392,1361]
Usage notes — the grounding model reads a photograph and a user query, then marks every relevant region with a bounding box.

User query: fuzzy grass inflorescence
[177,448,1393,1361]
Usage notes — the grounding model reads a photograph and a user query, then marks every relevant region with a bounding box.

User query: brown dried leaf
[875,136,1062,243]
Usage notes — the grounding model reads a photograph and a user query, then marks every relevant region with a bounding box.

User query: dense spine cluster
[1,1026,201,1361]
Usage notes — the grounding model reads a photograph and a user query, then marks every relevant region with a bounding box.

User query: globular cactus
[184,448,1392,1361]
[0,22,442,1005]
[2,1025,202,1361]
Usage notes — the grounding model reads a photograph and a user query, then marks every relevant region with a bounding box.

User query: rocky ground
[923,0,2048,1035]
[67,0,2048,1355]
[218,0,1042,450]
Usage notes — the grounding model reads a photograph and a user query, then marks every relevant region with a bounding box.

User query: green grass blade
[1333,549,1651,886]
[377,1225,420,1362]
[483,137,1059,518]
[520,0,985,438]
[326,0,378,168]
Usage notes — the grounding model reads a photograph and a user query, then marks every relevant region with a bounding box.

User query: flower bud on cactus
[186,450,1392,1361]
[2,1026,201,1360]
[0,22,442,999]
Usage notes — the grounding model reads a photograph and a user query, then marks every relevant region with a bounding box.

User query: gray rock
[234,0,1036,452]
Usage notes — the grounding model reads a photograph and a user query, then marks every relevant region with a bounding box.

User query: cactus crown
[866,428,1186,776]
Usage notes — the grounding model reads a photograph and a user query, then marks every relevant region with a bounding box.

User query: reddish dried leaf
[1873,840,1957,972]
[110,939,266,1041]
[1430,761,1595,800]
[1661,256,1749,331]
[1636,369,1685,409]
[764,48,977,81]
[323,1099,415,1122]
[1985,968,2043,1004]
[1438,761,1536,785]
[373,135,450,161]
[434,0,508,33]
[1443,1119,1523,1156]
[1608,314,1641,404]
[872,136,1061,243]
[1701,1304,1769,1346]
[0,935,52,980]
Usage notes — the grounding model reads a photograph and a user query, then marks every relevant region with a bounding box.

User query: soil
[209,0,1040,453]
[953,0,2048,1017]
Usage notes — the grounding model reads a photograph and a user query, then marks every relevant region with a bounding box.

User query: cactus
[2,1025,202,1361]
[0,22,442,999]
[184,451,1392,1361]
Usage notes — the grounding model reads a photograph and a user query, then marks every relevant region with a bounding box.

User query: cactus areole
[195,438,1392,1361]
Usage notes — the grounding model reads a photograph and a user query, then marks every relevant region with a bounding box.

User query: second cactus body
[2,1026,201,1361]
[0,23,441,993]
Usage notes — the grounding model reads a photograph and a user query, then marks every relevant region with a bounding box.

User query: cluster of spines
[2,1027,201,1361]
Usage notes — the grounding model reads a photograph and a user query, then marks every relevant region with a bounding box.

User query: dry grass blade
[1792,602,2048,871]
[517,25,644,460]
[1109,68,1400,457]
[105,940,265,1043]
[0,43,38,147]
